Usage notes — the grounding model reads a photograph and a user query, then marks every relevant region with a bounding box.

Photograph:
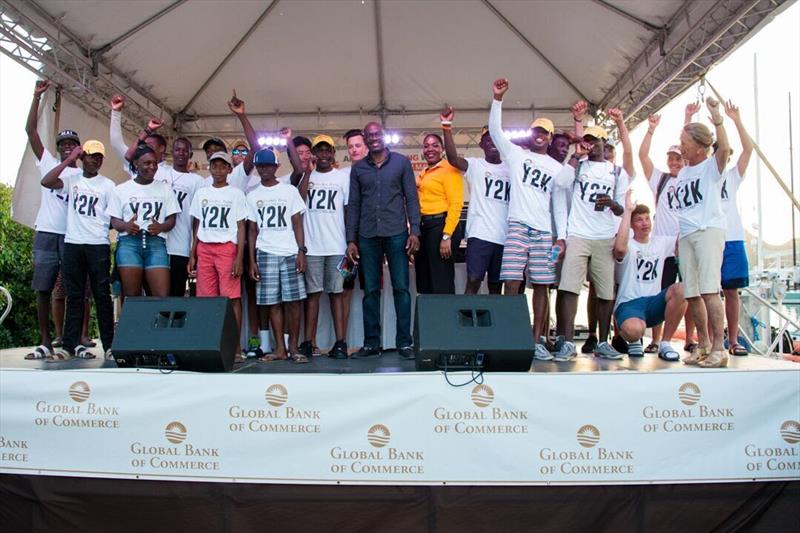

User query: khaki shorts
[558,236,615,300]
[678,228,725,298]
[305,255,344,294]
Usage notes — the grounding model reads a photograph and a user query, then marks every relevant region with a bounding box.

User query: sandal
[51,337,63,348]
[644,342,659,354]
[25,345,52,360]
[658,345,681,361]
[728,343,748,356]
[311,345,321,357]
[104,349,115,361]
[259,354,287,362]
[46,348,74,363]
[74,345,96,359]
[291,353,310,364]
[684,342,698,352]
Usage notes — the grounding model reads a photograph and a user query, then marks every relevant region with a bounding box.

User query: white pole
[754,53,764,272]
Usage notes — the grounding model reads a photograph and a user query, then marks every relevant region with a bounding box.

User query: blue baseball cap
[253,148,278,166]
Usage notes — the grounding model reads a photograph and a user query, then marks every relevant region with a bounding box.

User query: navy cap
[253,148,278,166]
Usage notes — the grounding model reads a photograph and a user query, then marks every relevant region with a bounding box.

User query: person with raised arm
[41,141,116,360]
[717,100,754,357]
[676,97,731,368]
[489,78,569,361]
[555,110,631,361]
[24,80,82,360]
[613,191,685,360]
[441,106,509,295]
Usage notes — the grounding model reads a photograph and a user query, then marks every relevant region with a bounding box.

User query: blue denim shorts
[116,234,170,270]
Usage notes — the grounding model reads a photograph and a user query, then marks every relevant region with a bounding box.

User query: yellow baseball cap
[82,140,106,156]
[311,134,336,149]
[583,126,609,141]
[530,118,554,134]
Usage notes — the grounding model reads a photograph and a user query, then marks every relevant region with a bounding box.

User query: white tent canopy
[1,0,792,226]
[3,0,791,139]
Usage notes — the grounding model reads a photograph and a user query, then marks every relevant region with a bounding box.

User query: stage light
[258,136,268,147]
[258,134,287,147]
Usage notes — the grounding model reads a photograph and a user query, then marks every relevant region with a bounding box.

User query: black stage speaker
[413,294,534,372]
[112,297,237,372]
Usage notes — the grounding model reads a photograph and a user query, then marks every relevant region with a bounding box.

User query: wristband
[440,120,452,126]
[712,119,723,126]
[441,124,452,131]
[646,130,654,135]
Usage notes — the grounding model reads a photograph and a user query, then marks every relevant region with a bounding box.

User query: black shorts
[466,237,504,285]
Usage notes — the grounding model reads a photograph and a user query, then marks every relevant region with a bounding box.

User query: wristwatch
[298,246,307,254]
[442,234,451,241]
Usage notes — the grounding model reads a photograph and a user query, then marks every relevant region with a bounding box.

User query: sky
[1,3,798,246]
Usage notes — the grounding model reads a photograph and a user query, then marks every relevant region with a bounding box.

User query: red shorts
[196,242,241,299]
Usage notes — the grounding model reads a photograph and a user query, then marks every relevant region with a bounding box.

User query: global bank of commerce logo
[678,382,701,406]
[471,384,494,407]
[68,381,91,403]
[780,420,800,444]
[164,421,188,444]
[576,425,600,448]
[265,384,288,407]
[367,424,391,448]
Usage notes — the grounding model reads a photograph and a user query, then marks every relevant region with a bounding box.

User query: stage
[1,345,798,532]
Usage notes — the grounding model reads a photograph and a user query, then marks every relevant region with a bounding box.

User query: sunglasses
[232,148,249,156]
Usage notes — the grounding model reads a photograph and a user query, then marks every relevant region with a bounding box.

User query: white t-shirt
[189,185,248,245]
[648,168,680,244]
[303,168,349,256]
[674,157,726,238]
[34,149,76,234]
[488,100,569,237]
[60,173,116,245]
[464,157,510,245]
[720,166,745,242]
[154,165,205,257]
[107,179,180,239]
[247,182,307,256]
[615,235,675,309]
[565,160,630,240]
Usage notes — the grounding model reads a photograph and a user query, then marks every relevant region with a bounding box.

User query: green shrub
[0,184,38,348]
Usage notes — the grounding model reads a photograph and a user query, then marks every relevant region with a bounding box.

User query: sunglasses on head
[232,148,249,156]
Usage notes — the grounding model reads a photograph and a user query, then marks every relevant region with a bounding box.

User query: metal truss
[600,0,794,129]
[0,0,172,136]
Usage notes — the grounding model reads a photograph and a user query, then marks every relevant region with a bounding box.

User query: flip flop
[25,345,52,360]
[291,353,310,364]
[311,346,321,357]
[729,343,748,356]
[644,342,659,354]
[258,354,287,362]
[51,337,63,348]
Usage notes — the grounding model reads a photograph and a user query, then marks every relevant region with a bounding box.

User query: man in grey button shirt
[346,122,420,359]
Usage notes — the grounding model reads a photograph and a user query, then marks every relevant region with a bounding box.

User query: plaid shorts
[256,249,306,306]
[499,220,555,286]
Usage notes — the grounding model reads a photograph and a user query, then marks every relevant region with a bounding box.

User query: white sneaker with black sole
[534,343,554,361]
[552,337,577,362]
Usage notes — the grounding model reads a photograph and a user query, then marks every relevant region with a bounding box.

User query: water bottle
[551,244,562,263]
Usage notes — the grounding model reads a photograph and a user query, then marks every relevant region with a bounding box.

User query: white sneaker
[534,343,554,361]
[595,341,624,360]
[552,339,577,362]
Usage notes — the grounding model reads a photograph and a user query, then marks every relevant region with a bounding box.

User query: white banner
[1,367,798,485]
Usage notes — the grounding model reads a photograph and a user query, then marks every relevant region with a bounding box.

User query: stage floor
[1,341,796,374]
